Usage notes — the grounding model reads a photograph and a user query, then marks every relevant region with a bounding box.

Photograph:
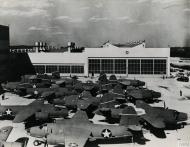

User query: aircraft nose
[187,113,190,120]
[139,81,145,86]
[153,92,161,98]
[178,112,188,122]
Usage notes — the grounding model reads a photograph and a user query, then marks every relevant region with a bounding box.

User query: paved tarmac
[0,77,190,147]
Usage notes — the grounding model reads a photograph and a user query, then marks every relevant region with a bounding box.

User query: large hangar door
[114,59,127,75]
[88,58,127,75]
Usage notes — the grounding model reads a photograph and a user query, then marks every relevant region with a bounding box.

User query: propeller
[163,101,168,109]
[174,110,180,120]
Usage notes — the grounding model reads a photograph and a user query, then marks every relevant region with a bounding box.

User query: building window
[71,66,84,73]
[101,59,114,74]
[88,59,100,74]
[34,65,45,74]
[141,59,153,74]
[59,66,70,73]
[115,59,126,74]
[154,59,166,74]
[128,59,140,74]
[46,65,57,73]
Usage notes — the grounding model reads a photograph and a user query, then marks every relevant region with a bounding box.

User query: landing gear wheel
[33,140,42,146]
[180,123,184,128]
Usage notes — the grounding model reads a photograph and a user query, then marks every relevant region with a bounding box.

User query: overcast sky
[0,0,189,47]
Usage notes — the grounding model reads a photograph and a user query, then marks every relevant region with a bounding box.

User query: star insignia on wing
[5,109,12,115]
[101,129,112,138]
[68,143,78,147]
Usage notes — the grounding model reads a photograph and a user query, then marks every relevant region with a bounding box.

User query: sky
[0,0,189,47]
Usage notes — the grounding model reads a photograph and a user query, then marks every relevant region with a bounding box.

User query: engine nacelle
[35,112,49,120]
[1,142,22,147]
[46,134,65,145]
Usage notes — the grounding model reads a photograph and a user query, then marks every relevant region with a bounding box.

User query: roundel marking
[101,129,112,138]
[68,143,78,147]
[125,51,129,54]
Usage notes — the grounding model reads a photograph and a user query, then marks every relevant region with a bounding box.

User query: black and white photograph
[0,0,190,147]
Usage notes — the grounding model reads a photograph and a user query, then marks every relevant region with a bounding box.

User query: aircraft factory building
[28,41,170,77]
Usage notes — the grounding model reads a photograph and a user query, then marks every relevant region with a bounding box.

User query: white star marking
[102,129,112,138]
[6,109,12,115]
[68,143,78,147]
[34,90,38,95]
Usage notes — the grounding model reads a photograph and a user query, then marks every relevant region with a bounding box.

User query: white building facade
[28,42,170,77]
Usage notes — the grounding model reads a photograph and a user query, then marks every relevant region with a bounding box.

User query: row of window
[34,59,167,75]
[89,59,127,74]
[89,59,167,74]
[34,65,84,74]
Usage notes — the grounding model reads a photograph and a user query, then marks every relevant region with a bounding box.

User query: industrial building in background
[1,24,170,78]
[28,41,170,77]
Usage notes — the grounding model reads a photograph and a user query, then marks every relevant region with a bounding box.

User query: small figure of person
[180,90,182,96]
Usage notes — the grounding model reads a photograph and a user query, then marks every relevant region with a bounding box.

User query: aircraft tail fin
[119,106,138,125]
[71,110,89,122]
[0,126,13,141]
[119,106,141,131]
[15,137,29,147]
[98,72,109,84]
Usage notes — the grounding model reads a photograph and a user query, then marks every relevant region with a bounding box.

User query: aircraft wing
[141,115,166,129]
[64,127,91,147]
[118,81,130,86]
[71,110,89,122]
[0,126,13,141]
[13,107,39,123]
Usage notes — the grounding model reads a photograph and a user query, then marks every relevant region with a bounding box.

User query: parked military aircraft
[54,77,81,87]
[98,73,145,94]
[1,82,21,92]
[1,80,51,96]
[96,105,141,127]
[136,100,188,137]
[126,88,161,102]
[49,91,100,118]
[27,111,134,147]
[51,92,100,110]
[0,100,68,123]
[2,74,54,91]
[20,87,78,100]
[118,79,145,87]
[0,126,29,147]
